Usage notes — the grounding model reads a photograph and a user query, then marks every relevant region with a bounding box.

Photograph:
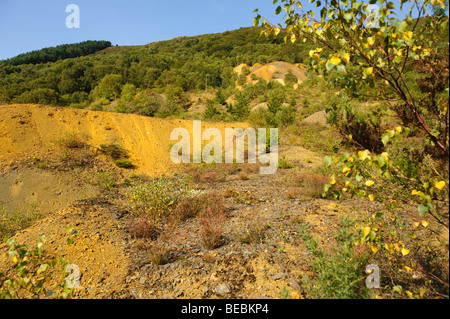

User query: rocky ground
[1,158,371,299]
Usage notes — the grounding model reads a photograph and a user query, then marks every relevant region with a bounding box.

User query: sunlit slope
[0,104,249,176]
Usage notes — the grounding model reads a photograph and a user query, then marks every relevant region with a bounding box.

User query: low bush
[296,217,372,299]
[129,177,191,219]
[55,132,87,149]
[0,205,42,240]
[99,144,129,160]
[114,159,134,169]
[0,235,74,299]
[128,215,158,239]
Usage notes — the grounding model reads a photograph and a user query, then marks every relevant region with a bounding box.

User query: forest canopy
[0,27,315,107]
[1,40,112,66]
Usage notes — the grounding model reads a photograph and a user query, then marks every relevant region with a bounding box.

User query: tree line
[1,40,112,66]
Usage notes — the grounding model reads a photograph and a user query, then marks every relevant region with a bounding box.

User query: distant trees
[0,27,316,111]
[430,0,449,17]
[93,74,123,100]
[255,0,449,156]
[2,41,111,65]
[14,88,59,105]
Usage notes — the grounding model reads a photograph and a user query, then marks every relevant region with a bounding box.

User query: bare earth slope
[0,103,331,300]
[0,104,248,175]
[234,61,308,87]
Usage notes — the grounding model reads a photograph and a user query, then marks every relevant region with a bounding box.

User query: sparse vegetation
[96,171,118,191]
[0,235,74,299]
[291,172,329,198]
[296,217,372,299]
[0,204,42,240]
[0,0,448,301]
[54,132,87,149]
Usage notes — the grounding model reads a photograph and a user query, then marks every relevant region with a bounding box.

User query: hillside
[0,104,248,175]
[0,27,316,111]
[1,41,112,66]
[0,10,448,301]
[0,103,328,299]
[1,103,447,300]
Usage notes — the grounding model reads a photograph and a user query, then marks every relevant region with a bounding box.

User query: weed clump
[99,144,128,160]
[0,204,42,240]
[238,222,267,244]
[129,177,191,219]
[55,132,87,149]
[198,193,227,250]
[296,217,372,299]
[99,143,134,169]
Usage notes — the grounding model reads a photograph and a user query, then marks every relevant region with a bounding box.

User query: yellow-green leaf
[365,180,375,187]
[435,181,445,190]
[329,55,341,65]
[363,227,371,238]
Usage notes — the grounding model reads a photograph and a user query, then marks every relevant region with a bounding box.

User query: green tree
[254,0,449,156]
[203,99,221,119]
[14,88,59,105]
[93,74,123,100]
[430,0,449,17]
[213,88,227,105]
[120,83,137,102]
[233,91,251,119]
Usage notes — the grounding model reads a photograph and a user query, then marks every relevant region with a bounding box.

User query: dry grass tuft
[291,172,329,198]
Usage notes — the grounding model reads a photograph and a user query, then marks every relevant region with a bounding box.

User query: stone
[288,278,304,293]
[270,273,287,281]
[215,283,231,295]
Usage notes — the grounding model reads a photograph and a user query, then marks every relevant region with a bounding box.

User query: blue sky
[0,0,286,60]
[0,1,437,61]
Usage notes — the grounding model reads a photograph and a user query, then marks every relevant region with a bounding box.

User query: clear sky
[0,0,287,60]
[0,1,435,61]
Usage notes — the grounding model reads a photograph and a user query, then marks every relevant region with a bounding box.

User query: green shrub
[296,217,372,299]
[99,144,129,160]
[55,132,87,149]
[284,72,299,84]
[114,159,134,169]
[0,235,74,299]
[278,156,293,169]
[129,177,191,219]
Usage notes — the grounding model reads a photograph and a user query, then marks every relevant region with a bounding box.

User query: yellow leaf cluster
[435,181,446,190]
[329,55,342,65]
